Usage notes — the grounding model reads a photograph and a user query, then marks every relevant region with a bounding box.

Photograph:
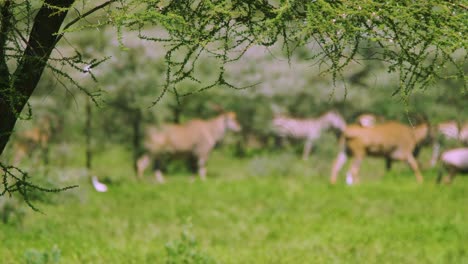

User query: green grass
[1,146,467,263]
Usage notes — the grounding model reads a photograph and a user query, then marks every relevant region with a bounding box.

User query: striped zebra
[272,111,346,160]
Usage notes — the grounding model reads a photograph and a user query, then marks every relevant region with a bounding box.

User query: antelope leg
[442,168,456,184]
[153,158,165,183]
[155,169,165,183]
[136,154,150,179]
[407,155,424,183]
[349,156,363,184]
[385,158,392,171]
[330,151,347,184]
[302,139,313,161]
[198,157,207,181]
[430,142,441,168]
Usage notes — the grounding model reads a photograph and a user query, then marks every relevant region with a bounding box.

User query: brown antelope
[356,113,396,171]
[137,112,241,182]
[330,121,431,184]
[272,111,346,160]
[437,148,468,184]
[356,114,439,171]
[12,115,55,166]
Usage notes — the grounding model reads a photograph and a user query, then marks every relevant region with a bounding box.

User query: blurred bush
[0,196,26,225]
[164,225,215,264]
[24,245,61,264]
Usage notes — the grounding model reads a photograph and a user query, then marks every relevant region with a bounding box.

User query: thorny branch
[111,0,466,105]
[1,162,78,212]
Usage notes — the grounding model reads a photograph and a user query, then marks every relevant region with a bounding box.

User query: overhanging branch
[54,0,118,46]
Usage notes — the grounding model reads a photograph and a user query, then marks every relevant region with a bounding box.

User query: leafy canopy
[109,0,467,101]
[2,0,466,105]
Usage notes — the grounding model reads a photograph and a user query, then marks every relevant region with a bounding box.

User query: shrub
[0,196,26,225]
[24,245,61,264]
[165,226,215,264]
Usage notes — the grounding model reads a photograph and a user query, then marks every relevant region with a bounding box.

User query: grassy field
[1,146,467,263]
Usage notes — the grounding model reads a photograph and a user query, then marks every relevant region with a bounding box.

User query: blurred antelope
[436,148,468,184]
[137,112,241,182]
[356,113,398,170]
[330,120,432,184]
[272,111,346,160]
[356,113,438,171]
[12,115,55,166]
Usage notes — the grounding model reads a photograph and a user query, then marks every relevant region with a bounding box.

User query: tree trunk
[0,0,74,157]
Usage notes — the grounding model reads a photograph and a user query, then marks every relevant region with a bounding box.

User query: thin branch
[54,0,118,45]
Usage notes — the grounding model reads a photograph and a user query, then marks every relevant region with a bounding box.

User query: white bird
[92,176,108,192]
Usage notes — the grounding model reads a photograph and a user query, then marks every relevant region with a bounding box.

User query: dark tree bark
[0,0,74,156]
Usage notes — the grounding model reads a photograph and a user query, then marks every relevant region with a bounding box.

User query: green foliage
[2,0,466,130]
[0,195,25,225]
[24,245,61,264]
[112,0,467,100]
[0,163,78,212]
[165,223,216,264]
[23,171,65,205]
